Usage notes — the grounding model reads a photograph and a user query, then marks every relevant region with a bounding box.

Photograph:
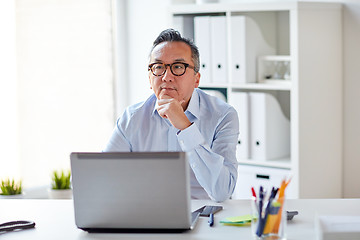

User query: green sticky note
[225,214,255,223]
[220,214,257,226]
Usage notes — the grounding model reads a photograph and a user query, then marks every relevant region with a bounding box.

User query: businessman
[104,29,239,202]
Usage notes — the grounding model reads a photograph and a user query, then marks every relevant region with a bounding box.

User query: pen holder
[251,196,286,240]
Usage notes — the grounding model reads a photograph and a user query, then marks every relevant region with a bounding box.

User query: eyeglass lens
[151,63,186,76]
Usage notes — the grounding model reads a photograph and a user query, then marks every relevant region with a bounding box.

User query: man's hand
[156,95,192,130]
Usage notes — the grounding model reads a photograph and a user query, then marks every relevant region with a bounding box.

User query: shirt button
[191,163,196,168]
[180,140,184,145]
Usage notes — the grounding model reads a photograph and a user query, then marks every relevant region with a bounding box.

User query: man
[104,29,239,202]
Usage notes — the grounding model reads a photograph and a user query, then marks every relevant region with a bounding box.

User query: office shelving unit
[169,1,342,198]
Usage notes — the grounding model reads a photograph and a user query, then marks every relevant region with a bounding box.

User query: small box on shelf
[258,55,291,84]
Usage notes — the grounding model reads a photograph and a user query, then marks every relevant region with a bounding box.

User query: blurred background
[0,0,359,198]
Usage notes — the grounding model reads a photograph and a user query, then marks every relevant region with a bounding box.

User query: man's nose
[162,66,174,82]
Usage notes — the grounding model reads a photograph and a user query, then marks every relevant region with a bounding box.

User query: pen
[272,177,291,233]
[251,186,257,204]
[262,188,278,235]
[252,186,259,213]
[263,201,281,234]
[251,186,257,199]
[208,213,214,227]
[256,186,264,237]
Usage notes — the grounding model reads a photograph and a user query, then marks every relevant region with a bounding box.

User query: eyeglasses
[148,62,195,76]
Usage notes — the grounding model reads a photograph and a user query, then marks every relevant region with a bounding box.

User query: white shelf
[260,55,291,61]
[170,1,343,199]
[200,82,291,90]
[238,158,291,170]
[230,82,291,91]
[170,2,304,14]
[199,83,229,89]
[169,2,342,14]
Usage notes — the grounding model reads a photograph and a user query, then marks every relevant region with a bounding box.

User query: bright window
[0,0,115,188]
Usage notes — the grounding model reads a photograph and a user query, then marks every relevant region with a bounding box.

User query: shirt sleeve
[177,108,239,202]
[103,114,132,152]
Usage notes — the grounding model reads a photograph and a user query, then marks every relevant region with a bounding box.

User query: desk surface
[1,198,359,240]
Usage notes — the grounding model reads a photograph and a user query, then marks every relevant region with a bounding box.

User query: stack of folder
[194,15,227,84]
[194,15,275,85]
[229,91,290,161]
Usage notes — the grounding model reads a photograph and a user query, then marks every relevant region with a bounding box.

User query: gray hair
[149,29,200,73]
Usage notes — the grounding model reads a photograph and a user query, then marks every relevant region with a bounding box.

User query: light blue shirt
[104,88,239,202]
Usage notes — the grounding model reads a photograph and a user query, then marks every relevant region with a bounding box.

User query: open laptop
[70,152,200,233]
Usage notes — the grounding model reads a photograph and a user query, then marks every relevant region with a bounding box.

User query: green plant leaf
[51,170,71,190]
[0,178,22,195]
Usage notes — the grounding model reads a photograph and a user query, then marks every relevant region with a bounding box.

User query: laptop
[70,152,200,233]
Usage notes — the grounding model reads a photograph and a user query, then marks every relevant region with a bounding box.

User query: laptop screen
[70,152,192,232]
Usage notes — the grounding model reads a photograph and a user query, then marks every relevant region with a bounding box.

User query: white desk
[1,199,359,240]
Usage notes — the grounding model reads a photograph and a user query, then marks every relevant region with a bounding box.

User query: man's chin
[159,92,177,100]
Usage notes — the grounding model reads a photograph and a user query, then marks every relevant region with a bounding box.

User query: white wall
[341,1,360,198]
[294,0,360,198]
[125,0,360,198]
[125,0,172,109]
[0,1,20,179]
[14,0,115,187]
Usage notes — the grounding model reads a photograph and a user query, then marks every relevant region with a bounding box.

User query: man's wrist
[177,122,193,134]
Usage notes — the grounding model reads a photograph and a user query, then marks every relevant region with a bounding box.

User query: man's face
[148,41,200,107]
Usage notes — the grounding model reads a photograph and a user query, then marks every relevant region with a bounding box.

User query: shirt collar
[185,89,200,120]
[152,94,159,116]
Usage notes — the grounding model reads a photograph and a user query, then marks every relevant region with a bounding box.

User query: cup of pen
[251,195,286,240]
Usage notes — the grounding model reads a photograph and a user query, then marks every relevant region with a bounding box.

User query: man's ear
[149,72,153,89]
[194,72,200,88]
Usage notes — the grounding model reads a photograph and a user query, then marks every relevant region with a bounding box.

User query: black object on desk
[193,205,223,227]
[198,205,223,217]
[0,221,35,233]
[286,211,298,220]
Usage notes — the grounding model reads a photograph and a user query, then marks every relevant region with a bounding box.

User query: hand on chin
[156,94,190,130]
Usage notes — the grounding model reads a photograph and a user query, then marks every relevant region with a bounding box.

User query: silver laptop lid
[70,152,192,232]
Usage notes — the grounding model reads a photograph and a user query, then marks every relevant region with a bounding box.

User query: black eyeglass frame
[148,62,196,77]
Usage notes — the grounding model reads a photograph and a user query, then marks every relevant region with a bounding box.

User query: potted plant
[48,170,72,199]
[0,178,23,198]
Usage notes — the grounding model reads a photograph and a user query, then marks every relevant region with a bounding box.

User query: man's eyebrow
[174,58,186,62]
[152,58,187,63]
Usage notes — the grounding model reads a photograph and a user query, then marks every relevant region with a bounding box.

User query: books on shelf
[193,15,275,85]
[249,92,290,161]
[228,92,250,159]
[210,16,227,84]
[194,16,212,84]
[230,91,290,162]
[230,16,275,84]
